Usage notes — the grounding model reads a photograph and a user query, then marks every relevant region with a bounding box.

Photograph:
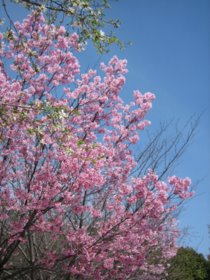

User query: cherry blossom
[0,10,193,280]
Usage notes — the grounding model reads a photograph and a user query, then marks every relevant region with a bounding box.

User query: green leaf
[77,139,86,146]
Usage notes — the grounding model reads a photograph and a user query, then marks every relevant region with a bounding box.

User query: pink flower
[104,258,114,270]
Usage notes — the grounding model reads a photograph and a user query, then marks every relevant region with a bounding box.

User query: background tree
[166,247,209,280]
[207,255,210,279]
[207,225,210,279]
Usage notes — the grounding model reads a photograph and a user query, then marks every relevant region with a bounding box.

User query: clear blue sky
[1,0,209,257]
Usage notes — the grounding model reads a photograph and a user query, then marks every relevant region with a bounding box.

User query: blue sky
[1,0,209,257]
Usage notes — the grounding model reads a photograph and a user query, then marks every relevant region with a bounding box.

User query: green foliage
[8,0,123,53]
[166,247,209,280]
[207,256,210,279]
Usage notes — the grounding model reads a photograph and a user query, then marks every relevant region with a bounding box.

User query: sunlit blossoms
[0,10,193,280]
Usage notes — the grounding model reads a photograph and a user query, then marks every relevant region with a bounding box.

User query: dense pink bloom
[0,10,193,280]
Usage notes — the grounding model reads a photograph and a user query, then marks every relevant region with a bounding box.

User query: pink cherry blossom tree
[1,0,123,53]
[0,9,193,280]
